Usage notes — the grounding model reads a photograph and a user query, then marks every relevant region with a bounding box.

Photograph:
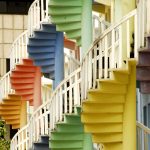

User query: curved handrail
[64,52,81,76]
[28,0,49,36]
[85,9,137,62]
[11,67,81,149]
[11,124,29,150]
[0,71,14,101]
[9,30,28,70]
[81,9,138,99]
[137,122,150,134]
[137,121,150,150]
[92,14,110,40]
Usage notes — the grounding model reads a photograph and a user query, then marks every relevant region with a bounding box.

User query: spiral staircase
[0,94,25,129]
[49,0,83,45]
[28,24,64,87]
[137,35,150,93]
[10,59,41,106]
[0,0,149,150]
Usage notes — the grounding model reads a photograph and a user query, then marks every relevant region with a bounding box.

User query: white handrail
[42,84,52,104]
[9,30,28,70]
[64,52,81,77]
[0,58,7,78]
[28,0,49,36]
[11,125,29,150]
[11,68,81,149]
[0,71,14,101]
[81,9,138,99]
[137,122,150,150]
[92,14,110,41]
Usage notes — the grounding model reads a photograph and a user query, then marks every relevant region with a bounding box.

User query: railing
[0,58,8,78]
[11,68,81,149]
[50,68,81,129]
[28,0,49,36]
[137,122,150,150]
[64,52,81,77]
[9,30,28,70]
[81,9,138,99]
[92,14,110,41]
[11,125,29,150]
[41,84,52,104]
[0,71,14,101]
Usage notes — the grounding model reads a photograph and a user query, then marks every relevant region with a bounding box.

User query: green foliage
[0,120,10,150]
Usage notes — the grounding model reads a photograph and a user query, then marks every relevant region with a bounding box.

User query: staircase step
[28,38,56,46]
[33,31,57,40]
[28,46,55,54]
[74,106,81,115]
[89,87,126,94]
[0,105,20,110]
[82,103,123,113]
[137,65,150,81]
[22,59,34,66]
[56,123,84,132]
[66,29,81,39]
[56,22,81,32]
[92,133,123,143]
[11,83,34,90]
[49,6,82,15]
[97,82,127,93]
[84,123,123,133]
[21,94,33,100]
[0,110,20,115]
[112,70,129,84]
[33,143,49,150]
[11,72,35,78]
[2,115,20,120]
[11,78,34,84]
[6,119,20,125]
[15,65,36,72]
[8,94,21,99]
[64,114,81,124]
[51,15,81,24]
[29,52,55,60]
[50,140,83,149]
[15,89,34,95]
[87,92,125,103]
[77,38,81,46]
[51,132,83,141]
[81,113,123,123]
[41,65,55,73]
[40,135,49,144]
[41,23,56,33]
[49,0,82,7]
[34,59,55,66]
[138,49,150,65]
[2,99,21,105]
[12,124,20,129]
[140,81,150,93]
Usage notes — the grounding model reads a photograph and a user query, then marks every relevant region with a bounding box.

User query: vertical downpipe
[81,0,92,58]
[54,32,64,88]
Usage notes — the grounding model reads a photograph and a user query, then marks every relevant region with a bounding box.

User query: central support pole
[34,67,42,110]
[81,0,92,58]
[54,32,64,88]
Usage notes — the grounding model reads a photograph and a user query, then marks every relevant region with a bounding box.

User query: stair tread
[97,79,128,85]
[109,68,129,74]
[88,88,126,94]
[137,64,150,67]
[139,48,150,52]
